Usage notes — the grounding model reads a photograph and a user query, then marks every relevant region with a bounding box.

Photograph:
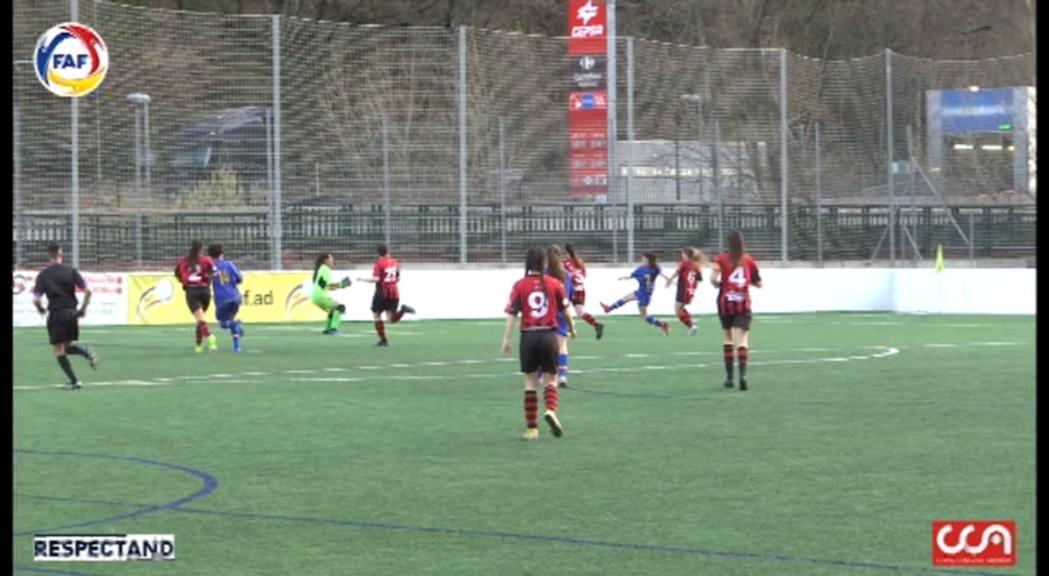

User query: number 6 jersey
[715,252,761,316]
[504,274,568,331]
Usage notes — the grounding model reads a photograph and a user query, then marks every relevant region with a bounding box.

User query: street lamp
[127,92,151,267]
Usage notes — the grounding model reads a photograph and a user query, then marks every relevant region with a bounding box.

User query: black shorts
[47,308,80,345]
[717,300,752,331]
[676,283,695,305]
[371,291,399,314]
[519,329,559,374]
[570,291,585,306]
[185,287,212,313]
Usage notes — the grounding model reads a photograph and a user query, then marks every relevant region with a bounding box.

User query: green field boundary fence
[14,204,1035,270]
[12,0,1036,270]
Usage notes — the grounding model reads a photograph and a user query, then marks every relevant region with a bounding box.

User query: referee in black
[31,242,98,390]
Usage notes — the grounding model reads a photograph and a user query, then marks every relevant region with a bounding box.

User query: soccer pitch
[13,313,1035,575]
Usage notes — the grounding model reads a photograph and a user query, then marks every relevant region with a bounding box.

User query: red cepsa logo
[932,521,1016,567]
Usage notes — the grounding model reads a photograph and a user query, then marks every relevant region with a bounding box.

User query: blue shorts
[215,300,241,323]
[557,313,570,337]
[634,290,653,308]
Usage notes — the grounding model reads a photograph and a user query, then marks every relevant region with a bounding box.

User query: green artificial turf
[12,313,1035,575]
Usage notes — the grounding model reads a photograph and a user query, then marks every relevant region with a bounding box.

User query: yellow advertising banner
[127,272,326,325]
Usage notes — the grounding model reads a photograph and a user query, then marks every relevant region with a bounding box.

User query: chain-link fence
[13,1,1036,270]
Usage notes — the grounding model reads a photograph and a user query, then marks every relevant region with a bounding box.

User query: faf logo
[284,283,311,318]
[932,521,1016,566]
[34,22,109,97]
[137,279,174,321]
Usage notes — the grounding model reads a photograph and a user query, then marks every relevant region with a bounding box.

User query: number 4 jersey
[715,252,761,316]
[504,274,568,331]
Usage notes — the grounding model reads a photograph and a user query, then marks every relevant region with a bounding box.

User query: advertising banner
[568,0,609,200]
[126,272,329,325]
[568,0,607,54]
[13,271,127,327]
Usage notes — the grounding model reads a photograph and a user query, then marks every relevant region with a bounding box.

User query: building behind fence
[13,0,1037,270]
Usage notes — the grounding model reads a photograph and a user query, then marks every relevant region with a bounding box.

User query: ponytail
[565,243,584,269]
[524,246,549,310]
[187,240,203,265]
[313,253,330,283]
[546,245,565,284]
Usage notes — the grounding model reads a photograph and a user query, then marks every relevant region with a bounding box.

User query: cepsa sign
[568,0,606,54]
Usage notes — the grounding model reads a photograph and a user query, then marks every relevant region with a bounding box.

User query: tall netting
[888,53,1036,261]
[15,3,277,270]
[12,0,1036,270]
[629,42,785,260]
[280,20,458,266]
[786,53,890,260]
[13,1,81,265]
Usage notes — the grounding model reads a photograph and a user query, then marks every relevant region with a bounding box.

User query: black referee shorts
[185,287,212,313]
[519,329,559,375]
[47,308,80,345]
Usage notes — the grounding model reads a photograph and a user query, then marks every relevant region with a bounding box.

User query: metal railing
[11,0,1036,270]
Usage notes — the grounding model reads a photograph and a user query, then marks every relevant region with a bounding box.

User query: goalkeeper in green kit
[311,253,352,335]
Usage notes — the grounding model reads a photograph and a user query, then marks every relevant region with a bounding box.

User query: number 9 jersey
[504,274,568,331]
[715,252,761,317]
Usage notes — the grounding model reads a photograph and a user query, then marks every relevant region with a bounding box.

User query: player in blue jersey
[601,252,671,335]
[207,244,245,352]
[546,246,576,388]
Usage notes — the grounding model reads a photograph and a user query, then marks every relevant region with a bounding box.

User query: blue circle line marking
[12,448,218,537]
[14,494,1012,576]
[13,566,108,576]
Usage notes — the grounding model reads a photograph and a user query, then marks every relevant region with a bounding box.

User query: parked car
[168,106,272,191]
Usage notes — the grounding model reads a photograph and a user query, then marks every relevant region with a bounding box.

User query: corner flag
[934,244,945,273]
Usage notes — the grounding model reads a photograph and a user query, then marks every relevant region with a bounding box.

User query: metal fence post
[458,26,468,264]
[969,213,975,267]
[382,112,391,246]
[144,100,152,206]
[133,109,143,267]
[779,49,788,263]
[625,35,635,264]
[714,119,723,253]
[266,108,274,231]
[271,14,283,270]
[885,48,896,267]
[907,125,916,266]
[606,0,619,264]
[70,0,80,268]
[14,87,23,268]
[498,116,507,265]
[815,120,822,266]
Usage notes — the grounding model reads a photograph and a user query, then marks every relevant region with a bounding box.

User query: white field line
[13,346,904,391]
[13,340,1023,392]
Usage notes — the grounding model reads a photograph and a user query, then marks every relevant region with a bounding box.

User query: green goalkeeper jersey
[311,264,333,302]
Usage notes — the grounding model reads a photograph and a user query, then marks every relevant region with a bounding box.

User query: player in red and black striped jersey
[710,231,763,391]
[501,247,575,440]
[563,243,604,339]
[174,240,218,353]
[357,243,415,347]
[664,247,705,336]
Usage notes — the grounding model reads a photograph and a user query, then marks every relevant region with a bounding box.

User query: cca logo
[932,521,1016,566]
[34,22,109,98]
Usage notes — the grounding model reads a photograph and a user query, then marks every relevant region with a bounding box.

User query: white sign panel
[13,270,128,327]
